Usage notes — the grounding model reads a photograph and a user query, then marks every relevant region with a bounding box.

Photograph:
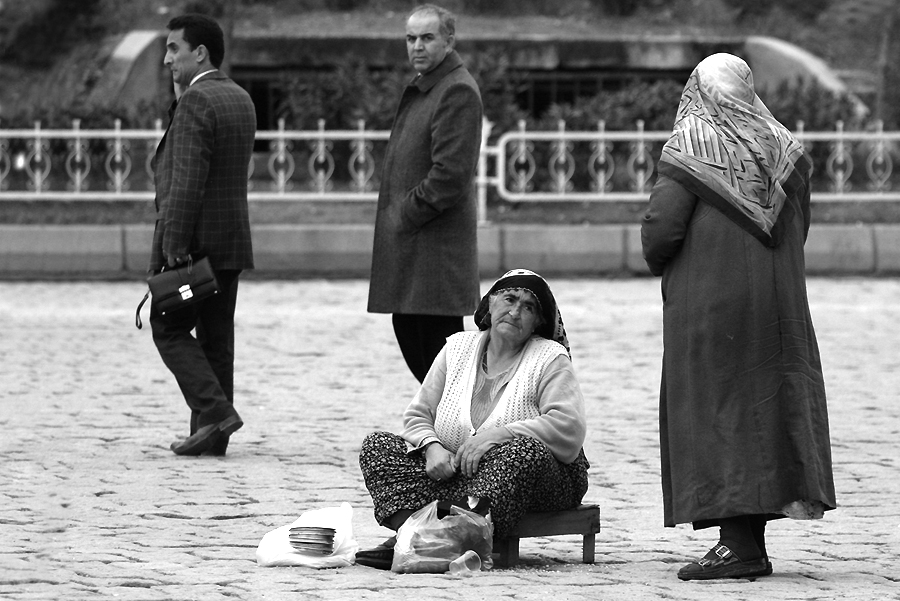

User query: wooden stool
[492,504,601,568]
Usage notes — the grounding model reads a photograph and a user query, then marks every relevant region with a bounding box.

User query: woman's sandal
[677,543,771,581]
[354,536,396,570]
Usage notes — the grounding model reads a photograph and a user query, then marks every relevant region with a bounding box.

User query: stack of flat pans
[288,526,336,556]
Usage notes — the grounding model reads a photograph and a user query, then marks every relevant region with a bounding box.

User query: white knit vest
[434,330,567,453]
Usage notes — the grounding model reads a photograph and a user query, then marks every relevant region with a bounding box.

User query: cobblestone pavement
[2,277,899,601]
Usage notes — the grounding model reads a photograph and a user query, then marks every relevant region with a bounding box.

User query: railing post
[66,119,89,193]
[550,119,575,194]
[0,119,10,192]
[268,118,295,194]
[795,120,806,149]
[589,120,614,194]
[866,120,892,192]
[826,120,852,193]
[350,118,375,193]
[477,117,493,224]
[309,118,334,193]
[26,121,49,193]
[104,119,132,193]
[145,119,163,189]
[509,119,535,194]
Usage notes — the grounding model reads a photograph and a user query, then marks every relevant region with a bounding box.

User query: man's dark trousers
[392,313,463,383]
[150,269,242,451]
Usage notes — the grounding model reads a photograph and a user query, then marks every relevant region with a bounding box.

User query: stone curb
[1,223,896,277]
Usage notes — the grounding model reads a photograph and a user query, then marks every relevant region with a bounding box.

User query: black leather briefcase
[135,256,219,328]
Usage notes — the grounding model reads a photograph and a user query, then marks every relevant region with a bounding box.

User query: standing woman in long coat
[641,53,836,581]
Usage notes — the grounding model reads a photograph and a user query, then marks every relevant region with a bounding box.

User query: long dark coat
[641,174,836,527]
[150,71,256,272]
[367,51,483,316]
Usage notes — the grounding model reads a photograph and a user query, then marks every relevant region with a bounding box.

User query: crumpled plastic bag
[256,502,359,568]
[391,500,493,573]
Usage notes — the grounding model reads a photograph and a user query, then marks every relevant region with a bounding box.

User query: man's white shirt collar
[190,69,218,87]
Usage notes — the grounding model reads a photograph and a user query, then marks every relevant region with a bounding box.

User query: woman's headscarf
[657,53,812,247]
[474,268,570,356]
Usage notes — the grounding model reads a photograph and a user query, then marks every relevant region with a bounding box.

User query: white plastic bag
[256,502,359,568]
[391,501,493,573]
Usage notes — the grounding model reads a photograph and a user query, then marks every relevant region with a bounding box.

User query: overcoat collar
[411,50,464,92]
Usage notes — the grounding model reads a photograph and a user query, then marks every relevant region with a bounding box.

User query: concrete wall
[2,223,899,279]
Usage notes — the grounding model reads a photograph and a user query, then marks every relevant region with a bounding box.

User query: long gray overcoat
[367,51,483,316]
[641,174,836,528]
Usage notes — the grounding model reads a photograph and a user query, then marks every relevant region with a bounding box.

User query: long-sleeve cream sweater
[400,331,587,464]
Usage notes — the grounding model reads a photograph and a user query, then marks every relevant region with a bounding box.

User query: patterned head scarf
[474,269,570,356]
[657,53,812,247]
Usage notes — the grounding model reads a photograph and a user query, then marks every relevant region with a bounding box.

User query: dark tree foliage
[464,0,541,14]
[0,0,103,67]
[722,0,831,21]
[333,0,370,9]
[467,49,530,135]
[535,79,684,131]
[761,78,863,131]
[182,0,227,16]
[586,0,641,16]
[274,61,409,130]
[3,96,170,130]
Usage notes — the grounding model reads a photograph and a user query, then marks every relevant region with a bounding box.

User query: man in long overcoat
[150,14,256,456]
[368,3,483,383]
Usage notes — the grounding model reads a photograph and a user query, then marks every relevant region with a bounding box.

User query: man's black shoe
[171,415,243,456]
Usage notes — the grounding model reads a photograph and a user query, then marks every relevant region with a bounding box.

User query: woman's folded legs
[358,431,589,539]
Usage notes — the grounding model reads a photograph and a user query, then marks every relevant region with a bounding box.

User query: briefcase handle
[135,291,150,329]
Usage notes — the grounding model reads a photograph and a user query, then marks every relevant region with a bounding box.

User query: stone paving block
[502,224,626,274]
[0,225,122,273]
[805,224,875,274]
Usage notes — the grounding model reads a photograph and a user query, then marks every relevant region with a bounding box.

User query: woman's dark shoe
[677,543,770,581]
[354,536,396,570]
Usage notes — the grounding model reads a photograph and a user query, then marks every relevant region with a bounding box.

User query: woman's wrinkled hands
[424,442,456,482]
[454,429,512,478]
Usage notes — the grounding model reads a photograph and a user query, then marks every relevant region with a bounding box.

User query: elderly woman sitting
[356,269,590,569]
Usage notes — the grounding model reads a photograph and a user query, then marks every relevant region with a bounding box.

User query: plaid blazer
[149,71,256,272]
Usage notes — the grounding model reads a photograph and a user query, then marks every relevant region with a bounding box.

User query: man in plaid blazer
[149,13,256,457]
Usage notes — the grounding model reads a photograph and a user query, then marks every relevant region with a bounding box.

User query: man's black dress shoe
[202,438,229,456]
[171,415,243,456]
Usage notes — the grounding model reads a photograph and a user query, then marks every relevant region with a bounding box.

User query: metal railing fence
[2,117,899,222]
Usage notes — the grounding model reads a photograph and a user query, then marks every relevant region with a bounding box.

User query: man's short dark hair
[409,3,456,40]
[168,13,225,68]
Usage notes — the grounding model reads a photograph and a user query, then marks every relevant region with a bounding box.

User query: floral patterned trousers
[359,431,590,538]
